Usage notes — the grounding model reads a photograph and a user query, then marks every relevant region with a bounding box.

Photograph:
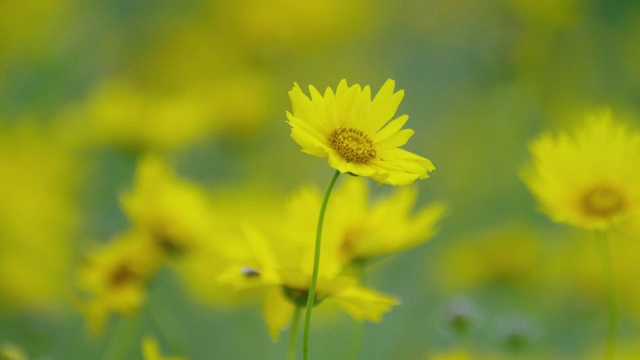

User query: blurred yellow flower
[287,79,435,185]
[120,155,216,256]
[76,79,214,150]
[220,0,373,52]
[77,232,163,335]
[328,176,445,262]
[217,203,399,341]
[521,110,640,232]
[142,336,185,360]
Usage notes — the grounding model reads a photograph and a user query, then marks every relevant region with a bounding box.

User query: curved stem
[302,170,341,360]
[596,231,618,360]
[288,307,303,360]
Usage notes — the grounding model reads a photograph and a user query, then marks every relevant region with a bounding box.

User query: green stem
[288,307,303,360]
[149,295,187,355]
[596,231,618,360]
[302,170,341,360]
[102,315,140,360]
[347,260,367,360]
[347,322,365,360]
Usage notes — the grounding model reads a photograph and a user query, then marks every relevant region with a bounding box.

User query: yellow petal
[262,287,295,341]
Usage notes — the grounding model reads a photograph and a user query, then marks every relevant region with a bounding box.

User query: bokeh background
[2,0,640,359]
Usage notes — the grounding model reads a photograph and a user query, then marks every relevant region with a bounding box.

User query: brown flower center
[109,263,138,288]
[581,185,626,219]
[329,127,377,164]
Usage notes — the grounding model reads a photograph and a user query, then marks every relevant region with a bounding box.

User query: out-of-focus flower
[216,0,374,53]
[434,224,542,293]
[211,177,442,339]
[142,336,185,360]
[64,71,272,150]
[120,155,216,256]
[218,225,398,341]
[287,79,434,185]
[327,176,445,263]
[0,122,81,310]
[76,232,163,335]
[120,156,261,307]
[521,110,640,232]
[68,80,214,150]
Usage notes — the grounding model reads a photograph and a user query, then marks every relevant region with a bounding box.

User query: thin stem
[302,170,341,360]
[288,307,303,360]
[347,260,367,360]
[347,322,365,360]
[149,295,187,355]
[596,231,618,360]
[102,315,140,360]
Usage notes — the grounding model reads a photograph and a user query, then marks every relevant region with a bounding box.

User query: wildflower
[521,110,640,232]
[327,176,445,263]
[287,79,434,185]
[120,155,216,256]
[76,232,163,335]
[217,206,398,341]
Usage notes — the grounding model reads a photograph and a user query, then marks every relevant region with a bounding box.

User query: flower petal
[376,128,415,151]
[263,287,295,342]
[360,79,404,134]
[374,115,409,142]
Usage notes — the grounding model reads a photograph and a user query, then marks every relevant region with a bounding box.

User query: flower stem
[596,231,618,360]
[102,315,140,360]
[302,170,341,360]
[288,307,302,360]
[347,260,367,360]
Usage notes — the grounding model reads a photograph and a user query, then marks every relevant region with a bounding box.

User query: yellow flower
[218,215,398,341]
[327,176,445,262]
[287,79,435,185]
[142,336,185,360]
[521,110,640,231]
[76,232,163,335]
[120,155,216,256]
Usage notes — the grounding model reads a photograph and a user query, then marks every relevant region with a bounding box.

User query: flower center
[109,263,138,288]
[581,185,626,219]
[282,286,325,308]
[329,127,377,164]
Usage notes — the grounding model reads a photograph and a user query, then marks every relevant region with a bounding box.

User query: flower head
[287,79,435,185]
[121,155,216,256]
[327,176,445,262]
[76,232,163,335]
[521,110,640,231]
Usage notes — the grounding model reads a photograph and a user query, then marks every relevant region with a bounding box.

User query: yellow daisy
[76,232,163,335]
[521,110,640,231]
[287,79,435,185]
